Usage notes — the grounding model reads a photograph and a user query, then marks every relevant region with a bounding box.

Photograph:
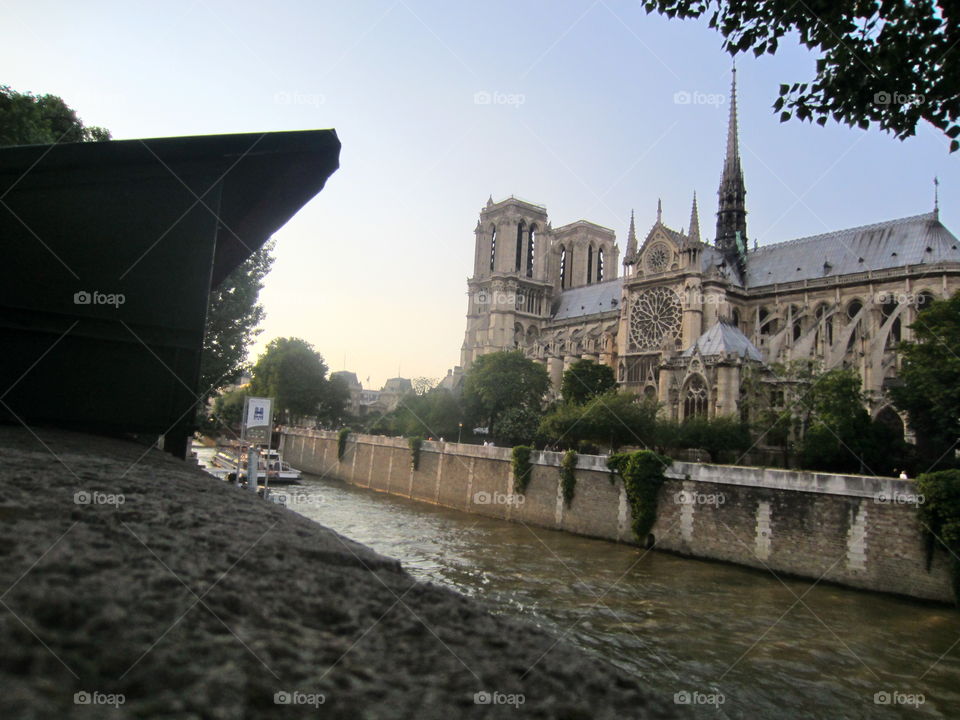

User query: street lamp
[458,422,463,444]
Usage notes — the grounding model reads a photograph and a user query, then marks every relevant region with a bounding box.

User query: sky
[3,0,956,389]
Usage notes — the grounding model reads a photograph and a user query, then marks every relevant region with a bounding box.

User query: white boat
[209,446,303,484]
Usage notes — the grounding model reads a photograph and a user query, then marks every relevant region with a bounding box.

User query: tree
[0,85,110,146]
[679,415,751,463]
[249,337,328,423]
[316,374,351,428]
[795,367,907,475]
[560,359,616,405]
[538,392,659,451]
[891,292,960,470]
[642,1,960,150]
[199,239,275,397]
[209,387,248,432]
[494,406,542,446]
[463,351,550,432]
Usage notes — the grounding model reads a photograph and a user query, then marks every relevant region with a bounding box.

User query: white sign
[246,397,272,428]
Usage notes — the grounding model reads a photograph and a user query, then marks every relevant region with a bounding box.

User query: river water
[197,449,960,718]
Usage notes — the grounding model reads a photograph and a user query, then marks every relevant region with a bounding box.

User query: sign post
[240,396,273,494]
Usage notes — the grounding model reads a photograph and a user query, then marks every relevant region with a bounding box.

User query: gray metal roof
[551,277,623,320]
[682,322,763,361]
[744,212,959,287]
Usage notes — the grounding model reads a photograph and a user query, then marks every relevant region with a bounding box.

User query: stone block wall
[281,429,952,603]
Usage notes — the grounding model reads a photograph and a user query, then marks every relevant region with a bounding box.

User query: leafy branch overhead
[643,1,960,151]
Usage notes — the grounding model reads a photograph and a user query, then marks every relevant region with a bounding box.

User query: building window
[586,245,593,285]
[489,225,497,271]
[515,222,524,272]
[597,248,604,282]
[526,225,536,278]
[683,375,708,419]
[560,246,567,289]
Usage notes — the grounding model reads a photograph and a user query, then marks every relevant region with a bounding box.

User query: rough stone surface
[0,427,681,719]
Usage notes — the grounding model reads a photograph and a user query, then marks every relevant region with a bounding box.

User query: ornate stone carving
[629,286,682,352]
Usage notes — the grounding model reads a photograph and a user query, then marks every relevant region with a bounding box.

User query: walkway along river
[270,466,960,719]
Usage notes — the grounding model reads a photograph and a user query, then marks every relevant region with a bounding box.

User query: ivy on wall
[560,450,578,507]
[607,450,673,544]
[916,469,960,603]
[337,427,351,461]
[409,436,423,471]
[512,445,533,495]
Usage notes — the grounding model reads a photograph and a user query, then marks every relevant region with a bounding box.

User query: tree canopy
[642,1,960,150]
[463,351,550,431]
[199,239,275,397]
[891,291,960,470]
[560,359,617,405]
[0,85,110,146]
[249,337,330,423]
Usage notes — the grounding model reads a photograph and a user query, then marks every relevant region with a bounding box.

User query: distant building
[459,68,960,434]
[330,371,413,416]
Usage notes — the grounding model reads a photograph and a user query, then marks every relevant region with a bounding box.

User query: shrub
[560,449,578,507]
[337,427,351,461]
[408,436,423,470]
[916,469,960,603]
[512,445,534,495]
[607,450,672,543]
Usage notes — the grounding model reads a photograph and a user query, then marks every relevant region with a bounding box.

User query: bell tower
[461,196,552,369]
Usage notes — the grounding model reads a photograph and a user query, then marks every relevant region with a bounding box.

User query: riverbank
[282,428,953,604]
[0,426,681,719]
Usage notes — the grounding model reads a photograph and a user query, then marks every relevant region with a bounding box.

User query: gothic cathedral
[457,70,960,431]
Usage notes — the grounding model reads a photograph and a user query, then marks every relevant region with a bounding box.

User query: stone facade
[458,70,960,428]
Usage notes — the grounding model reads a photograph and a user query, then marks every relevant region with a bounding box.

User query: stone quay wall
[282,428,953,603]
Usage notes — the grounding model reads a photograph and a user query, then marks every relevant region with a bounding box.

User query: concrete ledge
[0,427,681,719]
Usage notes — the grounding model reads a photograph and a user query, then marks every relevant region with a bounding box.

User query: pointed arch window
[526,225,536,278]
[597,248,604,282]
[515,222,524,272]
[559,246,567,289]
[489,225,497,271]
[586,245,594,285]
[683,375,708,419]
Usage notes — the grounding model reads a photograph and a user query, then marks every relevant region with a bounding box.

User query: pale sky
[3,1,956,389]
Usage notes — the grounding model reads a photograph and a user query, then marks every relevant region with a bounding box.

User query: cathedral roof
[745,212,959,287]
[682,322,763,361]
[551,277,623,321]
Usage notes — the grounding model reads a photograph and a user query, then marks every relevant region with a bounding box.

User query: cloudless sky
[3,0,956,389]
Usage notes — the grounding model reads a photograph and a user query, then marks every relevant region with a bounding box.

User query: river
[197,448,960,718]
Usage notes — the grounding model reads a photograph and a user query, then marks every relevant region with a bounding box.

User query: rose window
[646,244,670,273]
[629,287,682,351]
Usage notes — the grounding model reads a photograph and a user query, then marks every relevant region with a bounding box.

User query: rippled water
[197,449,960,718]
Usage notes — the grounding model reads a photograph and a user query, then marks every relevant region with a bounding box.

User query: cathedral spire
[716,64,747,275]
[625,209,637,257]
[688,191,700,244]
[656,198,662,224]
